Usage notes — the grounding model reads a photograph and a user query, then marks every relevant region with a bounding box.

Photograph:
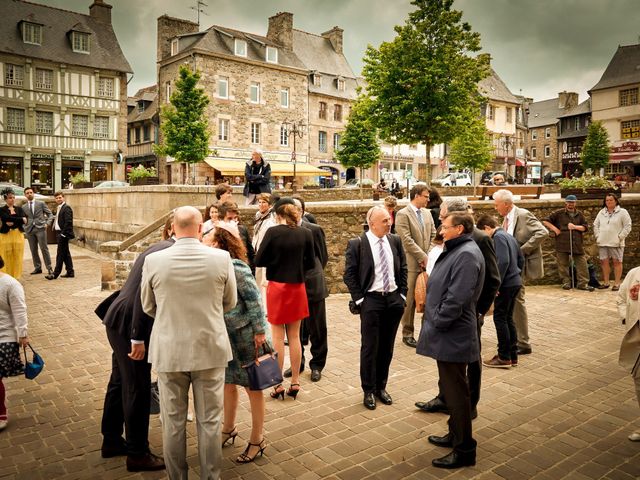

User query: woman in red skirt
[255,198,315,399]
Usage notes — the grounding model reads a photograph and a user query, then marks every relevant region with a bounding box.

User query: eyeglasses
[440,224,460,231]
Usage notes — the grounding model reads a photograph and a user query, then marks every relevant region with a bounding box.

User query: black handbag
[23,345,45,380]
[242,343,283,391]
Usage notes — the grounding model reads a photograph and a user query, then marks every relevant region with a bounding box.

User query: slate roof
[527,98,563,128]
[0,0,132,73]
[558,98,591,119]
[127,85,157,123]
[590,44,640,92]
[478,68,519,104]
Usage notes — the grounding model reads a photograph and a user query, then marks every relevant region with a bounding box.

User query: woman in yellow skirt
[0,188,26,279]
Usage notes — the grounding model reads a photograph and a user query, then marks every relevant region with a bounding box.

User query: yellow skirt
[0,229,25,279]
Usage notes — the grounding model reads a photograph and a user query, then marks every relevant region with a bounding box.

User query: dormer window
[266,46,278,63]
[22,22,42,45]
[234,39,247,57]
[72,31,90,54]
[171,39,179,56]
[312,73,322,87]
[138,101,145,113]
[336,78,345,91]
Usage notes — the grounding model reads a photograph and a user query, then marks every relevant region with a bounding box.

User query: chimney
[558,91,579,110]
[322,26,343,54]
[89,0,112,24]
[267,12,293,51]
[157,15,199,64]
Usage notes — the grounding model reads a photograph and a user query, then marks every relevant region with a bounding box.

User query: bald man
[141,206,237,480]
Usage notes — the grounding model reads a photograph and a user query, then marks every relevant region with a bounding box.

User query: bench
[472,185,544,201]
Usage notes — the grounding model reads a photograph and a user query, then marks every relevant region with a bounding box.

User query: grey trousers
[26,228,51,271]
[556,252,589,288]
[513,283,530,349]
[157,368,225,480]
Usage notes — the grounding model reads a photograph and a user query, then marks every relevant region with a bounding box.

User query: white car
[431,172,472,187]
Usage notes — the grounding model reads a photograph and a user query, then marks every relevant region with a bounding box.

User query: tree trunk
[424,138,432,184]
[472,168,477,197]
[359,166,364,202]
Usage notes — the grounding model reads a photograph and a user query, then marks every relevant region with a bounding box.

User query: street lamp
[502,134,513,179]
[282,119,306,192]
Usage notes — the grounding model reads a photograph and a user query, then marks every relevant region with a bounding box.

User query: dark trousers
[359,292,404,393]
[53,232,74,276]
[301,299,328,371]
[101,327,152,456]
[437,361,477,453]
[493,286,521,361]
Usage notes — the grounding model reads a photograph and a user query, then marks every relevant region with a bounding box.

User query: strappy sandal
[221,426,238,447]
[236,439,266,463]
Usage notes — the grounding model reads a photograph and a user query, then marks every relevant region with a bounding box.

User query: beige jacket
[617,266,640,374]
[395,204,435,273]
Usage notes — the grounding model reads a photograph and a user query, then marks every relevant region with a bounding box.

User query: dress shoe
[45,273,57,280]
[415,396,449,414]
[310,369,322,382]
[363,392,376,410]
[562,283,572,290]
[432,450,476,469]
[0,418,7,431]
[283,363,305,378]
[60,272,75,278]
[126,452,166,472]
[402,337,417,348]
[428,433,453,448]
[471,407,478,420]
[101,439,127,458]
[30,269,42,275]
[629,432,640,442]
[517,346,532,355]
[483,355,512,368]
[577,285,594,292]
[375,389,393,405]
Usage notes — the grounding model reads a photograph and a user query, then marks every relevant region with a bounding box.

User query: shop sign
[31,153,54,159]
[611,140,640,154]
[562,151,581,160]
[62,155,85,160]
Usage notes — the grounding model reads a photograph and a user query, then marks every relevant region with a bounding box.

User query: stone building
[0,0,131,191]
[556,99,591,177]
[126,85,159,174]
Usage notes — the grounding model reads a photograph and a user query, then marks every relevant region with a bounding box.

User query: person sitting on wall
[492,174,506,186]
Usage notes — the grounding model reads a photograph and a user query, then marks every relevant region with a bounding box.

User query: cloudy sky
[46,0,639,103]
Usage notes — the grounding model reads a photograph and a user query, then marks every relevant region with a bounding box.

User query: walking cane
[569,227,575,288]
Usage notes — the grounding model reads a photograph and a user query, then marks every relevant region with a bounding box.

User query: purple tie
[378,238,391,293]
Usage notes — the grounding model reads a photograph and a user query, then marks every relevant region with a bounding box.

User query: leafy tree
[155,65,210,183]
[362,0,488,181]
[581,121,610,174]
[337,97,381,200]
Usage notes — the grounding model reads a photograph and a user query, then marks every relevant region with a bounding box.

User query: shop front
[62,158,84,189]
[0,156,23,185]
[30,154,55,194]
[90,161,113,183]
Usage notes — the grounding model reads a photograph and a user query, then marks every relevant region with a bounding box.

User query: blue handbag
[23,345,45,380]
[242,343,283,391]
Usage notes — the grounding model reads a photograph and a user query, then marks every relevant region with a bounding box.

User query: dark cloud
[43,0,640,102]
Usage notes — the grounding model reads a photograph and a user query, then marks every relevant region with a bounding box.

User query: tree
[336,97,381,200]
[448,109,493,196]
[362,0,488,182]
[155,65,210,183]
[581,121,610,174]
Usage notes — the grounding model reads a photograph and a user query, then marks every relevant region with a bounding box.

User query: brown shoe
[126,452,165,472]
[483,355,512,368]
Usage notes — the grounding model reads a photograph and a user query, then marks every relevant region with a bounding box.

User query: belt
[367,289,397,297]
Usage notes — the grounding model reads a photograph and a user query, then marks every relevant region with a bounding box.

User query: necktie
[502,216,509,231]
[416,209,424,228]
[30,202,34,214]
[378,238,391,293]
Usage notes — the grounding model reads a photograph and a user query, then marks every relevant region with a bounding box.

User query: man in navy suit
[344,206,407,410]
[46,191,74,280]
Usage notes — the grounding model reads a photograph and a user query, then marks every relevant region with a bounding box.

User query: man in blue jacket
[416,212,485,469]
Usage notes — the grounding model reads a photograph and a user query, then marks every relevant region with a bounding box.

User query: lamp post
[282,119,306,192]
[502,134,513,180]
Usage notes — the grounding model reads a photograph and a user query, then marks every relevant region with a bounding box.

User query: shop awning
[610,140,640,164]
[204,158,246,175]
[515,159,525,167]
[204,158,327,176]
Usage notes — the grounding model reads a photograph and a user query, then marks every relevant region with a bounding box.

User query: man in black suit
[97,238,174,472]
[46,191,75,280]
[344,206,408,410]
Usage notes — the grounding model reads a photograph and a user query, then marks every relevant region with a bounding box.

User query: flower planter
[560,188,619,200]
[131,177,160,186]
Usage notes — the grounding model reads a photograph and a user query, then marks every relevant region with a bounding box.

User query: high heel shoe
[286,383,300,399]
[270,384,285,400]
[221,426,238,447]
[236,439,266,464]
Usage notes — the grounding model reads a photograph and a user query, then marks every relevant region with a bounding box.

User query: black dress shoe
[402,337,417,348]
[101,439,127,458]
[415,396,449,414]
[471,407,478,420]
[310,369,322,382]
[30,269,42,275]
[45,273,57,280]
[126,452,166,472]
[283,364,305,378]
[363,392,376,410]
[375,389,392,405]
[428,433,453,448]
[60,272,75,278]
[516,346,532,355]
[432,450,476,469]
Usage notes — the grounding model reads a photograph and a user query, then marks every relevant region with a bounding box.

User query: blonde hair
[276,203,300,227]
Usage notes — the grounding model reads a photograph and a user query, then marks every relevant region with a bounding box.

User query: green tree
[448,109,493,196]
[581,121,610,174]
[362,0,488,182]
[337,97,381,200]
[155,65,210,183]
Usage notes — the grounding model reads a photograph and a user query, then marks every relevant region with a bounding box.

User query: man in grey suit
[493,189,547,355]
[395,184,435,347]
[22,187,53,275]
[140,206,237,480]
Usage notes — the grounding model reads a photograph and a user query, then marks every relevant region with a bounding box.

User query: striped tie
[416,209,424,228]
[378,238,391,293]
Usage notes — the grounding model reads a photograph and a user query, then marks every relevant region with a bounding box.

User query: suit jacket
[343,233,408,303]
[471,227,501,316]
[22,200,53,233]
[54,203,75,239]
[141,237,237,373]
[616,266,640,374]
[395,204,435,273]
[511,206,547,281]
[301,218,328,302]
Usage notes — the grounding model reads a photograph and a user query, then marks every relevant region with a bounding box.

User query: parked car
[431,172,472,187]
[341,178,375,189]
[0,183,47,206]
[480,171,516,185]
[94,180,129,188]
[543,172,563,184]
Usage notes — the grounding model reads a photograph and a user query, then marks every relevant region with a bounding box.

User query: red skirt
[266,281,309,325]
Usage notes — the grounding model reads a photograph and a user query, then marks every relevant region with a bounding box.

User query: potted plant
[128,165,159,186]
[558,174,619,200]
[70,173,92,189]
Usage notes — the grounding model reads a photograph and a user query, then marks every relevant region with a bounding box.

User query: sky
[43,0,640,104]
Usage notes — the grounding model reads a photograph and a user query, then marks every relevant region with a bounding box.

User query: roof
[590,43,640,92]
[527,98,562,128]
[478,68,519,104]
[558,98,591,119]
[0,0,132,74]
[128,85,158,123]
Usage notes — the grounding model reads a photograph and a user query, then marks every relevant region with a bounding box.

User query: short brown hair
[475,214,499,230]
[256,193,272,204]
[410,184,430,200]
[218,201,239,219]
[215,183,232,200]
[54,191,64,198]
[444,212,475,234]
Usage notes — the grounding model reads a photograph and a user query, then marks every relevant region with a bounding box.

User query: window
[266,46,278,63]
[334,104,343,122]
[72,32,90,54]
[138,102,145,113]
[487,105,494,120]
[619,88,639,107]
[251,122,260,144]
[333,133,342,151]
[319,102,327,120]
[250,82,260,103]
[234,39,247,57]
[280,125,289,147]
[35,111,53,134]
[217,77,228,99]
[280,88,289,108]
[165,82,171,103]
[531,147,537,159]
[171,39,179,56]
[5,64,24,87]
[318,131,327,153]
[545,127,551,138]
[35,68,53,90]
[621,119,640,139]
[506,107,512,123]
[312,73,322,87]
[544,145,551,157]
[218,119,229,141]
[532,130,538,140]
[575,117,580,131]
[23,22,42,45]
[94,116,109,138]
[72,114,89,137]
[6,108,25,132]
[135,127,141,143]
[336,78,345,91]
[98,77,114,98]
[143,125,150,142]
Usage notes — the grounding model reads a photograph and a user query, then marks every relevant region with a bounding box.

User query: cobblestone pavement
[0,243,638,479]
